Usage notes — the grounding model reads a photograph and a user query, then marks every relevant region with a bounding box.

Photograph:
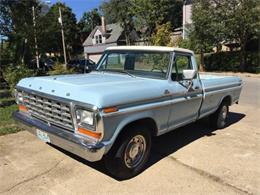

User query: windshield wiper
[100,69,135,77]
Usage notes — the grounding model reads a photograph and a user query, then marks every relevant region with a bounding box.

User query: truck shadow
[50,112,245,180]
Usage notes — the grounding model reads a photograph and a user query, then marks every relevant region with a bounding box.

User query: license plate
[36,129,50,143]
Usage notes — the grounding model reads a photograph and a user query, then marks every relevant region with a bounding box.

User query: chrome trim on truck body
[13,111,106,162]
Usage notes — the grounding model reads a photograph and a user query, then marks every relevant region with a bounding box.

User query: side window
[172,54,192,81]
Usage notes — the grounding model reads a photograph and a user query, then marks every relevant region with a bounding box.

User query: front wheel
[104,127,151,180]
[210,101,229,129]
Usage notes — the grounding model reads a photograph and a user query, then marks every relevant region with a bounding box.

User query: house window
[95,35,102,44]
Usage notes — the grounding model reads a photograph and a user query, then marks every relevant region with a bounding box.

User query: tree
[222,0,260,71]
[100,0,134,45]
[78,8,101,43]
[100,0,183,44]
[151,22,172,46]
[191,0,260,72]
[132,0,182,39]
[0,0,41,64]
[190,1,216,70]
[38,2,80,60]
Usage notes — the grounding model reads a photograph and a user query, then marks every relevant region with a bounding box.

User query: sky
[50,0,103,21]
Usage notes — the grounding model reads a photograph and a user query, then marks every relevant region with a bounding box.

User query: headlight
[15,90,24,104]
[76,109,94,127]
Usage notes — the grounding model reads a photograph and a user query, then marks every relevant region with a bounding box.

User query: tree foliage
[191,0,260,71]
[151,22,172,46]
[0,0,40,64]
[100,0,183,43]
[100,0,135,45]
[38,2,80,59]
[132,0,182,38]
[0,1,80,66]
[78,8,101,42]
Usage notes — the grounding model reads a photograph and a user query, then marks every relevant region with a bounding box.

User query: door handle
[194,86,200,90]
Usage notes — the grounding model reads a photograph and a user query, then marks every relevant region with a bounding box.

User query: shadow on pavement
[50,112,245,180]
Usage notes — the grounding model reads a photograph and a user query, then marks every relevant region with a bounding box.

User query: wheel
[210,101,229,129]
[104,126,151,180]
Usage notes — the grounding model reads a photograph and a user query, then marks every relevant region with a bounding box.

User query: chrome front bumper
[13,111,105,162]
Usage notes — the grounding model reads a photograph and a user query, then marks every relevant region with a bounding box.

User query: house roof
[105,46,194,54]
[83,23,124,46]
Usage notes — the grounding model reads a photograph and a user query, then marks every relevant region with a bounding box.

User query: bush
[47,63,76,75]
[204,51,260,73]
[3,64,35,91]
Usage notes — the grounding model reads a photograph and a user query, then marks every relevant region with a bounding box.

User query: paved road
[0,76,259,195]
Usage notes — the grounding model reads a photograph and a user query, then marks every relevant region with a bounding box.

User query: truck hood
[17,72,168,108]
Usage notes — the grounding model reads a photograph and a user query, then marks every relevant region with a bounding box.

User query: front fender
[101,110,157,153]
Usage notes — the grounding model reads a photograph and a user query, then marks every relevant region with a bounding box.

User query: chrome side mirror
[182,69,197,80]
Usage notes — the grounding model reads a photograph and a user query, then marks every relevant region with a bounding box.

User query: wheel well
[222,95,232,106]
[119,118,158,137]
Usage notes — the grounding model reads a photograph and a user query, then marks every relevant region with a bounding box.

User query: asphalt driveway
[0,76,259,195]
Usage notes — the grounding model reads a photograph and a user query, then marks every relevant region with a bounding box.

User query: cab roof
[105,46,194,54]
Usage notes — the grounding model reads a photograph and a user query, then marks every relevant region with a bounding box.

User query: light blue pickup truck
[13,46,242,179]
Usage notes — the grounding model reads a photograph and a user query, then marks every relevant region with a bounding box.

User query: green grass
[0,104,20,136]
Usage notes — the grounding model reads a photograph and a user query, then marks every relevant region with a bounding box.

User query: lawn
[0,104,20,136]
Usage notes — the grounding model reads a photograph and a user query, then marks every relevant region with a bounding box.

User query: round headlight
[15,91,24,104]
[76,109,94,126]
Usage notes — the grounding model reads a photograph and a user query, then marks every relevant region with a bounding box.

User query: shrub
[48,63,76,75]
[204,51,260,73]
[3,64,35,91]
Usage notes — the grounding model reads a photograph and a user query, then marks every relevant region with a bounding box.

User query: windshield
[97,51,172,79]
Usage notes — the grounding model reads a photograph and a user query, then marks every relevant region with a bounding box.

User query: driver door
[167,53,203,130]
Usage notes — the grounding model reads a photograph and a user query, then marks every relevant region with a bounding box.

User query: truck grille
[23,92,74,131]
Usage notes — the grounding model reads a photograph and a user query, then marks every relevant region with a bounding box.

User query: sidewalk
[200,71,260,78]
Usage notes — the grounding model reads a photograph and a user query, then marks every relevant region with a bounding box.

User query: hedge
[203,51,260,73]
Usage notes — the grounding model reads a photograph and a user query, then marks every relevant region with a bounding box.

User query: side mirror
[182,69,197,80]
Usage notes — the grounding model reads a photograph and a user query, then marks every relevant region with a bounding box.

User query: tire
[210,101,229,129]
[104,126,151,180]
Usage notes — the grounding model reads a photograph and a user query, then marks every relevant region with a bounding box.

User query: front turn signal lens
[103,107,118,113]
[78,127,102,139]
[19,105,28,112]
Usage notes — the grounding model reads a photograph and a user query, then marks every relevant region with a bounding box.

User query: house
[171,0,192,41]
[183,0,193,39]
[83,17,144,63]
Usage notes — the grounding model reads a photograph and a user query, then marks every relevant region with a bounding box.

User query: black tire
[210,101,229,129]
[104,126,151,180]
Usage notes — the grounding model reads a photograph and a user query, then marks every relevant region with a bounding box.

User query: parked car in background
[29,58,54,71]
[67,59,96,73]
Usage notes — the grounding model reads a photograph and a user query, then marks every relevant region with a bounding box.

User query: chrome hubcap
[221,106,228,120]
[218,105,228,127]
[124,135,146,168]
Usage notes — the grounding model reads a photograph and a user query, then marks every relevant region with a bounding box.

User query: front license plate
[36,129,50,143]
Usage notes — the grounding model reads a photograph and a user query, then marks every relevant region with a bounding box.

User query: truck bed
[200,74,242,90]
[198,74,242,119]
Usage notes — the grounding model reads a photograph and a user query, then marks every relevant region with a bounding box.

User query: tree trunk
[200,48,205,71]
[240,43,246,72]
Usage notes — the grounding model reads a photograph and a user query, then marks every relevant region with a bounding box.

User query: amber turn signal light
[103,107,118,113]
[19,105,28,112]
[78,127,102,139]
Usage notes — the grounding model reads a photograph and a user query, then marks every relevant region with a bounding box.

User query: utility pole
[32,5,40,69]
[58,6,67,67]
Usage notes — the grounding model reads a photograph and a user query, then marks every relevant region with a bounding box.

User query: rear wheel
[210,101,229,129]
[104,126,151,180]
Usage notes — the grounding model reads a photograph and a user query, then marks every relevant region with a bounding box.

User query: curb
[200,72,260,78]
